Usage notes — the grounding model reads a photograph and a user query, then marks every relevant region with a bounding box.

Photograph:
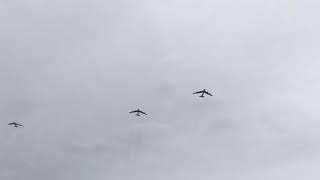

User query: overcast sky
[1,0,320,179]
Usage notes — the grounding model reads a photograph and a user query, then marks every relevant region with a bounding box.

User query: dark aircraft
[8,122,23,127]
[129,109,147,116]
[193,89,213,97]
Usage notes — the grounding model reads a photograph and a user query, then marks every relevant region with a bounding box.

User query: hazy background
[1,0,320,179]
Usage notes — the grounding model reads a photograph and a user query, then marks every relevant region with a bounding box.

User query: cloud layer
[1,0,320,179]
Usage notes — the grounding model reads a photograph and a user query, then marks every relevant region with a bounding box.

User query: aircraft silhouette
[8,122,23,127]
[193,89,213,97]
[129,109,147,116]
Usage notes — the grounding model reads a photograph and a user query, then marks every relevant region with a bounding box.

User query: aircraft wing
[139,111,147,115]
[16,123,23,127]
[129,110,138,113]
[204,91,213,96]
[193,90,204,94]
[8,123,14,125]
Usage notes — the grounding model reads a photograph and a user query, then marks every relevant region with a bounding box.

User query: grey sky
[1,0,320,179]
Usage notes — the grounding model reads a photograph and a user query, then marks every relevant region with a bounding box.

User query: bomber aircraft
[193,89,213,98]
[8,122,23,128]
[129,109,147,116]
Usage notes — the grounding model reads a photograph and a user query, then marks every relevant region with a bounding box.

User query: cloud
[1,0,320,179]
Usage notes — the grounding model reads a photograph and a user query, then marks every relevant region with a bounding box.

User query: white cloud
[1,0,320,179]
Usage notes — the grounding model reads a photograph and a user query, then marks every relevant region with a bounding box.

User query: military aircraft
[8,122,23,127]
[129,109,147,116]
[193,89,213,97]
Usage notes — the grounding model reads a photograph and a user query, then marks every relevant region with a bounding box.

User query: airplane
[193,89,213,98]
[129,109,147,116]
[8,122,23,128]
